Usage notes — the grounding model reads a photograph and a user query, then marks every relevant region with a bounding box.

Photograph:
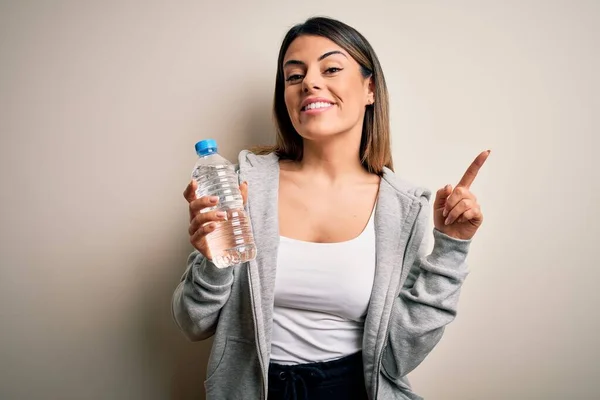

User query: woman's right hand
[183,180,249,260]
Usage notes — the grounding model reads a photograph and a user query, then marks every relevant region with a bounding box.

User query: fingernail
[210,196,219,203]
[444,218,450,225]
[443,209,448,217]
[487,149,491,154]
[216,211,226,218]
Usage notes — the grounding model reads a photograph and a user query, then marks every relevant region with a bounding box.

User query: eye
[285,74,303,83]
[325,67,343,74]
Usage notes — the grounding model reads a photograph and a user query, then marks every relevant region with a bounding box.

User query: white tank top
[270,209,376,365]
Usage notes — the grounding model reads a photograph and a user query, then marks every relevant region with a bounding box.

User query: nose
[302,67,322,93]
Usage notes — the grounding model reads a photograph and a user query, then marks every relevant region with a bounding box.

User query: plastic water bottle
[191,139,257,268]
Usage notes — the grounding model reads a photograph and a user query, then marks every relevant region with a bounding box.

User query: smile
[301,102,334,112]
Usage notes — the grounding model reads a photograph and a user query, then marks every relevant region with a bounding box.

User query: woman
[173,16,489,400]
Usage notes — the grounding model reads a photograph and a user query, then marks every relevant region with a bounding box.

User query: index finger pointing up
[457,150,491,188]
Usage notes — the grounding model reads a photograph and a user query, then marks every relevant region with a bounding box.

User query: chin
[297,128,341,141]
[297,122,345,140]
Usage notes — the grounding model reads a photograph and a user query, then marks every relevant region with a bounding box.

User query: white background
[1,1,598,399]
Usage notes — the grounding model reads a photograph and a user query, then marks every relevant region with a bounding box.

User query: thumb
[434,184,452,210]
[183,180,198,203]
[240,181,249,205]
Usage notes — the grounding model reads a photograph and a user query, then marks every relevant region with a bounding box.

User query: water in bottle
[191,139,257,268]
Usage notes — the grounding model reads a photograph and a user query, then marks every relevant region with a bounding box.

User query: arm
[383,150,488,380]
[382,198,471,379]
[171,250,235,341]
[174,166,248,341]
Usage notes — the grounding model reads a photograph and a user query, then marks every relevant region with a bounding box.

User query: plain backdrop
[1,0,598,399]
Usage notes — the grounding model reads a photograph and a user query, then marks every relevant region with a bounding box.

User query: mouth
[301,101,335,112]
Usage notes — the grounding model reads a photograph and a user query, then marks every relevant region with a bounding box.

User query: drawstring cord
[277,365,327,400]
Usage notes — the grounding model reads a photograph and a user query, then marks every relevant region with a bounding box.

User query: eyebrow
[283,50,347,68]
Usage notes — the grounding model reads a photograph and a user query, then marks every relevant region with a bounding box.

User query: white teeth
[305,102,332,110]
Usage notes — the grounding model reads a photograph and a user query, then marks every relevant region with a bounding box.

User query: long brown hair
[255,16,393,175]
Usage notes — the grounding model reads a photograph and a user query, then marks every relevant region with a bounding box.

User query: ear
[365,77,375,105]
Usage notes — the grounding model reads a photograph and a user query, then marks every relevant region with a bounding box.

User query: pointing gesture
[433,150,490,240]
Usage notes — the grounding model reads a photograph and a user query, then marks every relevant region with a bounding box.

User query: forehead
[283,35,349,63]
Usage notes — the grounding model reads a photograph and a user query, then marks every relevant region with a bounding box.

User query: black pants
[268,352,369,400]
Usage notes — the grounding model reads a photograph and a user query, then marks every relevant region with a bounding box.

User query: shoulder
[236,149,279,170]
[234,150,432,202]
[381,167,432,204]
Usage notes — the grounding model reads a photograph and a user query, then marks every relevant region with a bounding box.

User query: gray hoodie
[172,150,471,399]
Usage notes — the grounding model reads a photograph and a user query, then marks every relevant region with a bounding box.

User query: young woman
[173,16,489,400]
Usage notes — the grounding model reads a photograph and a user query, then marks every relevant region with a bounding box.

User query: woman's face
[282,35,374,142]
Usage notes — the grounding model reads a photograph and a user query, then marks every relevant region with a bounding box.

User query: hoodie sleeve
[172,162,244,342]
[171,251,235,341]
[382,196,471,380]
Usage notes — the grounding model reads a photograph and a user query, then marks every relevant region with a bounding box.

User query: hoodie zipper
[373,280,404,398]
[372,202,423,399]
[247,267,267,400]
[238,167,268,400]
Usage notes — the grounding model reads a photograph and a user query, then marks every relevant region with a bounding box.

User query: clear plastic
[191,151,256,268]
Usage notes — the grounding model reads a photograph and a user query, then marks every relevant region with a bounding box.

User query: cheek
[345,88,368,115]
[284,88,299,119]
[332,83,362,110]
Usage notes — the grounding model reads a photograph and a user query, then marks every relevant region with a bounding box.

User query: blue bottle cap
[195,139,218,156]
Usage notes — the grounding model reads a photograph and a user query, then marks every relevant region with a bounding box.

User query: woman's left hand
[433,150,490,240]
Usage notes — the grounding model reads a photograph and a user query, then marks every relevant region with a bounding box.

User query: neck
[299,131,367,183]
